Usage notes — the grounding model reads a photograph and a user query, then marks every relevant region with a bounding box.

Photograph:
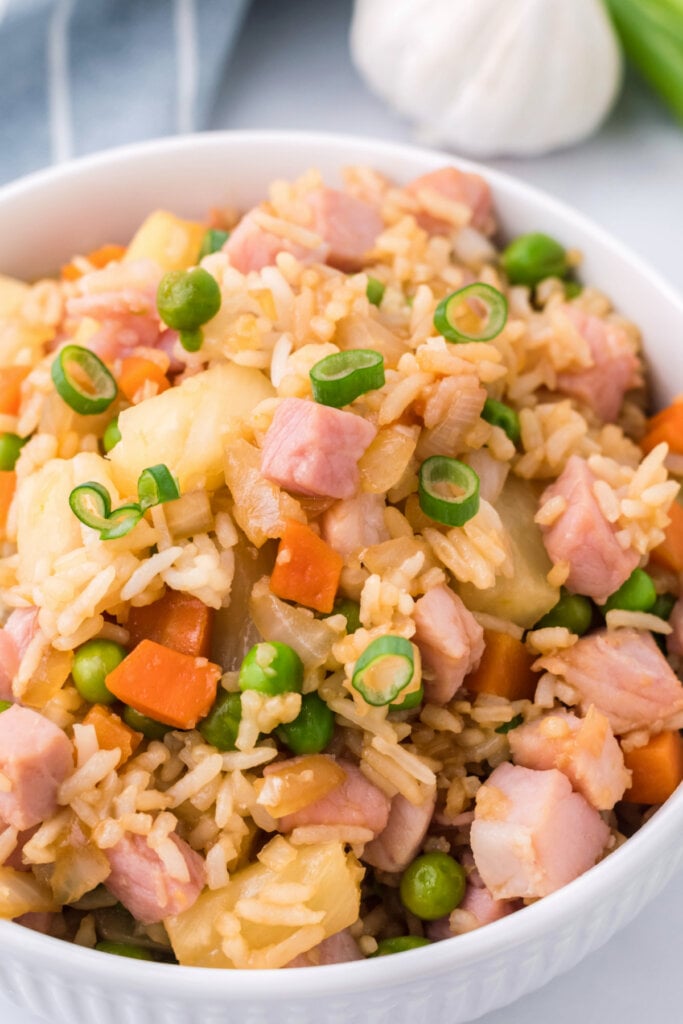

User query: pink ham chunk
[537,628,683,736]
[556,306,641,423]
[509,707,630,810]
[0,706,73,830]
[276,759,390,838]
[427,885,520,939]
[306,188,383,272]
[0,630,19,703]
[363,788,436,873]
[413,585,485,704]
[406,167,494,235]
[0,607,40,700]
[261,398,376,500]
[666,597,683,658]
[539,455,639,604]
[321,493,389,561]
[105,832,205,925]
[471,762,609,900]
[286,928,363,967]
[224,209,329,274]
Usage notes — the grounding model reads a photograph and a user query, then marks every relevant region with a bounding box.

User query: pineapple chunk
[124,210,206,271]
[457,475,560,628]
[166,839,363,969]
[0,867,59,918]
[108,363,274,497]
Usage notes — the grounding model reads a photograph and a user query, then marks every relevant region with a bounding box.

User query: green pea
[651,592,677,621]
[399,852,466,921]
[366,277,386,307]
[72,639,127,704]
[0,700,12,713]
[601,568,657,615]
[102,417,121,454]
[199,691,242,751]
[238,641,303,696]
[330,598,361,634]
[198,228,230,261]
[121,706,169,740]
[535,589,593,636]
[95,941,154,961]
[389,684,424,712]
[372,936,430,956]
[501,233,569,287]
[157,268,221,331]
[0,432,27,471]
[276,693,334,755]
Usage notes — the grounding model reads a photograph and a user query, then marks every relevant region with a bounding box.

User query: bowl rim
[1,128,682,997]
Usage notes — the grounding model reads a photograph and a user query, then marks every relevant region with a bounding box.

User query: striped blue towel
[0,0,251,185]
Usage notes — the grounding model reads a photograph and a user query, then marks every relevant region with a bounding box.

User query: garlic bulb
[350,0,623,157]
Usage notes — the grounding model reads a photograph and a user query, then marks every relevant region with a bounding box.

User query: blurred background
[1,2,683,1022]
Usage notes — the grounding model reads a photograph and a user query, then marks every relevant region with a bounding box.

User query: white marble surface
[2,2,683,1022]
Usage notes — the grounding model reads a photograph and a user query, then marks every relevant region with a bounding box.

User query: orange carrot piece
[0,366,30,416]
[105,639,221,729]
[82,704,142,767]
[117,355,170,401]
[60,243,127,281]
[0,471,16,540]
[650,501,683,574]
[127,590,214,658]
[641,401,683,456]
[622,730,683,804]
[269,519,343,614]
[464,629,539,702]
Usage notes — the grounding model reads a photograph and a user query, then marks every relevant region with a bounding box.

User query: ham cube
[406,167,494,235]
[261,398,376,500]
[539,456,639,604]
[413,585,485,704]
[427,884,520,939]
[537,628,683,736]
[363,788,436,873]
[277,760,390,838]
[306,188,383,271]
[105,832,205,925]
[286,928,363,967]
[224,209,329,274]
[509,707,630,810]
[321,492,389,561]
[471,762,609,900]
[0,706,73,830]
[556,306,640,423]
[0,608,39,702]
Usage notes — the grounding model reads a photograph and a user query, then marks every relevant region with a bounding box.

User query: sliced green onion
[198,228,230,261]
[0,700,12,713]
[433,284,507,345]
[481,398,520,446]
[418,456,480,527]
[102,417,121,454]
[137,464,180,510]
[366,276,386,306]
[352,635,415,707]
[69,481,114,532]
[310,349,385,408]
[0,433,28,471]
[495,713,524,735]
[51,345,117,415]
[99,504,144,540]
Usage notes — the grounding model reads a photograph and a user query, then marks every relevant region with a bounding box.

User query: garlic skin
[350,0,623,157]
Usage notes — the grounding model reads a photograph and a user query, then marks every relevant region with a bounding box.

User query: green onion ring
[352,635,416,707]
[481,398,521,446]
[310,349,385,408]
[51,345,117,415]
[137,464,180,510]
[99,504,144,541]
[68,482,113,532]
[433,283,508,344]
[418,456,480,527]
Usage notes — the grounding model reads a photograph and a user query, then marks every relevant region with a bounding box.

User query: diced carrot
[105,639,221,729]
[60,243,127,282]
[269,519,343,614]
[0,366,30,416]
[0,471,16,540]
[650,500,683,574]
[117,355,170,402]
[641,400,683,456]
[464,629,539,701]
[622,730,683,804]
[127,590,214,658]
[82,704,143,767]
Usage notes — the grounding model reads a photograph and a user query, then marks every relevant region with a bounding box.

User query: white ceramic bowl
[1,131,683,1024]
